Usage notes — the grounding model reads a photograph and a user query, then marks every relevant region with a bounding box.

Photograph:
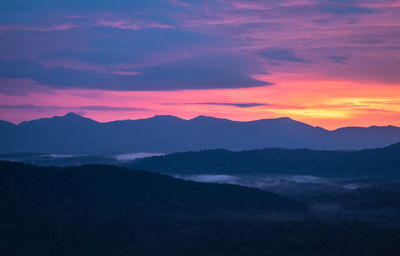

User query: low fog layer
[0,152,164,167]
[175,174,369,195]
[115,153,164,161]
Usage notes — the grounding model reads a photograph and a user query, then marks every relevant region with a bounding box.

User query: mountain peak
[192,115,214,120]
[151,115,184,121]
[190,115,227,121]
[276,117,293,121]
[58,112,99,124]
[254,116,301,125]
[18,112,97,127]
[64,112,84,119]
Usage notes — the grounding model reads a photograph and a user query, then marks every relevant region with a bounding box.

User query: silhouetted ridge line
[130,142,400,178]
[1,113,400,154]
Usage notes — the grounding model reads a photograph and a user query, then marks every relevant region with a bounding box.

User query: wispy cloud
[0,54,270,90]
[0,104,149,112]
[163,102,269,108]
[328,56,348,64]
[97,19,172,30]
[0,24,77,34]
[258,48,309,63]
[169,0,190,7]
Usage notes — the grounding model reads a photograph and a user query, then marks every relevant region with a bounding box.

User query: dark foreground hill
[1,112,400,154]
[0,161,302,214]
[131,142,400,177]
[1,161,400,256]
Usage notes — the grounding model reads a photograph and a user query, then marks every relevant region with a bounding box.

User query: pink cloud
[0,24,77,34]
[361,1,400,8]
[110,71,140,76]
[0,78,52,96]
[97,19,172,30]
[169,0,190,7]
[41,59,108,73]
[40,59,141,76]
[230,2,270,10]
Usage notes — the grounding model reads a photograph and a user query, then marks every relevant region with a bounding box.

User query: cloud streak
[258,48,309,63]
[0,104,149,112]
[164,102,269,108]
[0,24,77,34]
[0,54,270,91]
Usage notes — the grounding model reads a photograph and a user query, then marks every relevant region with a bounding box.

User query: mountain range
[1,112,400,154]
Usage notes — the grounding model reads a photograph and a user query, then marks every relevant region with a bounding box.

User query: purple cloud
[0,104,150,112]
[0,54,270,91]
[328,56,348,63]
[258,48,309,63]
[163,102,270,108]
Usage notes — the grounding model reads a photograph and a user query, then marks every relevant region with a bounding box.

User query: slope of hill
[1,113,400,154]
[2,161,400,256]
[0,161,303,214]
[0,120,15,128]
[131,142,400,177]
[0,152,122,167]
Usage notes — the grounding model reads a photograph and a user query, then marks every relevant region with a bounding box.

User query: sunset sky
[1,0,400,129]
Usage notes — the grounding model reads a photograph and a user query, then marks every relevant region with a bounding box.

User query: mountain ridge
[1,112,400,154]
[130,141,400,178]
[5,112,399,131]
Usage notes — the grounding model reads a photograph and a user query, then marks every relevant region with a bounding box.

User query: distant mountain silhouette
[1,112,400,154]
[131,142,400,178]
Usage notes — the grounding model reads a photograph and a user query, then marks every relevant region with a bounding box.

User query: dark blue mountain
[0,120,15,129]
[1,112,400,154]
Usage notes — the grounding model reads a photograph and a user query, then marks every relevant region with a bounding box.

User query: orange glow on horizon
[0,77,399,130]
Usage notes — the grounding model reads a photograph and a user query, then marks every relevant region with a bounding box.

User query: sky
[0,0,400,129]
